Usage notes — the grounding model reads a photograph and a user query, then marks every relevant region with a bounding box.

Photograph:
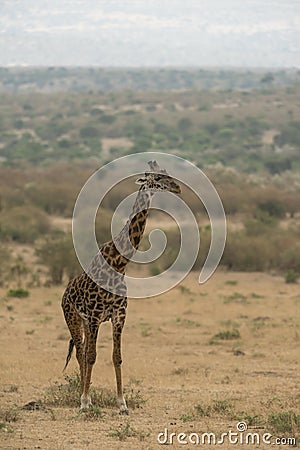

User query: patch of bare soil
[50,216,72,233]
[213,103,240,109]
[262,129,278,145]
[0,271,299,449]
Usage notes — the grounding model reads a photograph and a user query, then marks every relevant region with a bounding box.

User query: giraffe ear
[135,177,147,185]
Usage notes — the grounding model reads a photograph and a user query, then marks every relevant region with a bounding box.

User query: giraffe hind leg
[62,297,85,395]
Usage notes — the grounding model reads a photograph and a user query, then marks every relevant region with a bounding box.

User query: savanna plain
[0,68,300,449]
[0,271,299,449]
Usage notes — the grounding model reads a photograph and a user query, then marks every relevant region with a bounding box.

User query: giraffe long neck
[112,188,152,269]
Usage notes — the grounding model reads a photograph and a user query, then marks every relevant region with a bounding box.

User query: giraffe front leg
[112,314,128,415]
[80,324,98,410]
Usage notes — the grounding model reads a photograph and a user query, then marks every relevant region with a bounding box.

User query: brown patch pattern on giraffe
[61,160,181,413]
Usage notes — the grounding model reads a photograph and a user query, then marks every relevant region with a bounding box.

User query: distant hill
[0,67,299,93]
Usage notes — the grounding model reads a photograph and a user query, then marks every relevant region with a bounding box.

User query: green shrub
[109,422,137,441]
[281,245,300,273]
[7,287,29,298]
[0,205,51,243]
[95,208,114,244]
[285,270,299,284]
[268,411,300,434]
[195,399,233,417]
[44,372,81,407]
[0,407,19,423]
[274,121,300,147]
[257,199,285,218]
[223,292,248,304]
[149,265,161,276]
[244,216,277,236]
[80,126,100,139]
[212,329,240,341]
[9,256,29,286]
[99,114,116,124]
[44,371,145,411]
[222,233,275,271]
[177,117,193,133]
[36,233,81,285]
[225,280,238,286]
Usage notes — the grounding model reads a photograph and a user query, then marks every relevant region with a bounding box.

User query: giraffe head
[135,160,181,194]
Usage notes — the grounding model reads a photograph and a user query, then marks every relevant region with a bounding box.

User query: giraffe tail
[63,338,74,372]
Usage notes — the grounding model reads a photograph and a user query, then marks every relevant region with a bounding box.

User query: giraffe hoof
[80,394,93,410]
[80,405,93,412]
[119,408,129,415]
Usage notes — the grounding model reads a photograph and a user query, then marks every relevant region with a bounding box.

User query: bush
[244,215,277,236]
[221,221,300,274]
[7,287,29,298]
[212,329,240,341]
[80,126,100,139]
[281,245,300,273]
[99,114,116,124]
[274,121,300,147]
[149,265,161,276]
[95,208,114,244]
[268,410,300,434]
[44,372,130,409]
[258,199,285,218]
[177,117,193,133]
[142,225,210,274]
[285,270,299,284]
[0,206,51,243]
[9,256,29,286]
[217,127,234,143]
[264,156,292,174]
[36,233,81,285]
[219,183,247,215]
[222,232,276,271]
[25,182,76,216]
[0,244,12,286]
[44,372,81,407]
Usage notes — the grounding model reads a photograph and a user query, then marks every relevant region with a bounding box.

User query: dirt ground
[0,270,299,450]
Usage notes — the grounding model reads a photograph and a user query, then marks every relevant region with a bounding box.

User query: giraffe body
[61,161,181,413]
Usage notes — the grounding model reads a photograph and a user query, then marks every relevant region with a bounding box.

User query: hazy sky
[1,0,299,67]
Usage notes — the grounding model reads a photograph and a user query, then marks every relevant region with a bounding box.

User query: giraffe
[61,160,181,414]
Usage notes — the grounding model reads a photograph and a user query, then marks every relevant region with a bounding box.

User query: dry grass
[0,271,299,449]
